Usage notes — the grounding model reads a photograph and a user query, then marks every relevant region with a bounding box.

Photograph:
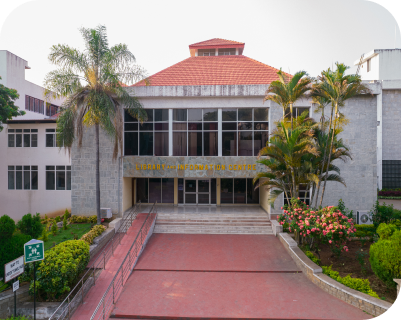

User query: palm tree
[311,63,370,206]
[44,25,148,224]
[264,70,312,130]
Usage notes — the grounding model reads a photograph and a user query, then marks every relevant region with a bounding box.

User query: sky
[0,0,401,87]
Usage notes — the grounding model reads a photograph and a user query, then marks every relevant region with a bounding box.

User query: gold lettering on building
[134,162,255,172]
[190,165,193,170]
[229,165,233,170]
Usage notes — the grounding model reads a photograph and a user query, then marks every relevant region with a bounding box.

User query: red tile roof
[189,38,244,48]
[133,55,292,87]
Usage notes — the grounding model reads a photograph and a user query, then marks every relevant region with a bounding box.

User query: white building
[0,51,70,221]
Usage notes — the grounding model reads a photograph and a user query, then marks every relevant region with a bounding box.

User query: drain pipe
[118,156,121,217]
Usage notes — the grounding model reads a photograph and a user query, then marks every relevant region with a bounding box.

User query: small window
[218,48,236,56]
[367,59,371,72]
[8,165,38,190]
[46,128,63,147]
[8,129,37,148]
[198,49,215,56]
[46,165,71,190]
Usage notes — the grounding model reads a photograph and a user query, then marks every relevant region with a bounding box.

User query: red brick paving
[112,234,371,319]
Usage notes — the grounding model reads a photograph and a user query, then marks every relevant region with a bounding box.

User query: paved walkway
[112,234,371,319]
[71,213,150,320]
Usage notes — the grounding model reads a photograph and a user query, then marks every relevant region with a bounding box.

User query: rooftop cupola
[189,38,245,57]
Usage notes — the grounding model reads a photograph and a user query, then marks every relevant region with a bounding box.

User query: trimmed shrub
[81,225,106,245]
[31,240,90,300]
[55,216,61,223]
[376,223,397,240]
[51,220,58,236]
[63,216,68,230]
[64,209,70,220]
[369,230,401,288]
[70,215,97,224]
[0,233,32,279]
[41,228,48,242]
[0,215,16,239]
[17,213,43,238]
[322,265,379,298]
[354,224,376,238]
[370,201,401,227]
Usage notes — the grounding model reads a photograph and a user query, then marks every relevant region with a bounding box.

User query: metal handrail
[90,203,158,320]
[49,201,142,320]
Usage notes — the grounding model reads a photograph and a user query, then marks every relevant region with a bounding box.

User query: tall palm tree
[264,70,312,130]
[44,25,148,224]
[311,63,370,206]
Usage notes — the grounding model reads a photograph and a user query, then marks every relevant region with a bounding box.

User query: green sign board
[24,239,44,263]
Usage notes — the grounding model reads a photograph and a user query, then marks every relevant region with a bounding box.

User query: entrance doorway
[184,179,211,204]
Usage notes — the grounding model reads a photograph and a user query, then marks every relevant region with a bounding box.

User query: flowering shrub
[278,198,356,256]
[70,215,97,224]
[80,225,106,245]
[378,190,401,197]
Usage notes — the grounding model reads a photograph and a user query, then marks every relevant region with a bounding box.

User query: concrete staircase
[154,213,272,234]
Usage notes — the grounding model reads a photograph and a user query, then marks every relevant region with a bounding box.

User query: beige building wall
[122,177,132,212]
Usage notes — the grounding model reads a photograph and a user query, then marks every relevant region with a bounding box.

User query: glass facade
[136,178,174,203]
[221,178,259,204]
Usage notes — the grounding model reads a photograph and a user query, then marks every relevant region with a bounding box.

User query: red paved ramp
[111,234,371,319]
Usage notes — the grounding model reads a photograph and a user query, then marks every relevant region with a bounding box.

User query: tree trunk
[290,102,294,131]
[319,103,338,206]
[95,123,101,225]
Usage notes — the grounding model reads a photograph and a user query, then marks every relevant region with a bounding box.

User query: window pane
[178,179,184,204]
[222,132,237,156]
[185,194,196,204]
[46,134,54,147]
[124,132,138,156]
[46,129,55,132]
[24,170,30,190]
[8,171,14,189]
[31,134,37,147]
[173,132,187,156]
[188,132,202,156]
[204,122,218,130]
[124,123,138,131]
[188,109,202,121]
[155,109,169,121]
[23,134,30,147]
[247,178,259,203]
[139,132,153,155]
[188,123,202,130]
[254,108,269,121]
[124,109,137,122]
[173,109,187,121]
[234,179,246,204]
[136,178,148,203]
[198,180,209,192]
[198,194,210,204]
[185,180,196,192]
[31,129,38,133]
[211,179,216,204]
[23,129,30,132]
[238,122,252,130]
[297,107,310,118]
[173,123,186,130]
[66,171,71,190]
[46,171,55,190]
[56,171,66,190]
[149,178,161,203]
[31,171,38,190]
[155,123,169,130]
[161,178,174,203]
[56,134,63,147]
[139,123,153,131]
[8,135,14,147]
[204,132,217,156]
[203,109,218,121]
[144,109,153,122]
[239,132,253,156]
[155,132,169,156]
[16,134,22,147]
[254,131,269,156]
[238,108,252,121]
[222,109,237,121]
[222,122,237,130]
[46,166,55,170]
[221,179,233,203]
[254,122,269,130]
[16,171,22,190]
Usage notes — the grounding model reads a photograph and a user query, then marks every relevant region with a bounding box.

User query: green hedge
[80,225,106,245]
[30,240,90,301]
[354,224,376,238]
[70,215,97,224]
[370,228,401,288]
[0,233,32,279]
[322,265,379,298]
[17,213,43,238]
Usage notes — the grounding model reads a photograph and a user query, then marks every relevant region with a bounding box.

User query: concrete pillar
[216,178,221,205]
[122,177,133,212]
[174,178,178,205]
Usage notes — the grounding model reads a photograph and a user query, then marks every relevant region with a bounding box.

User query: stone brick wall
[71,126,122,216]
[0,284,30,319]
[382,89,401,160]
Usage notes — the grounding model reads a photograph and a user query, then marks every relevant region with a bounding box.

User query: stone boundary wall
[276,231,392,317]
[0,283,30,319]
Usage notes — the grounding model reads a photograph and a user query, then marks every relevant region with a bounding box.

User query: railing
[49,202,142,320]
[90,203,157,320]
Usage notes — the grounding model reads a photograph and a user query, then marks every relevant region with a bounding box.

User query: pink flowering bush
[278,198,356,257]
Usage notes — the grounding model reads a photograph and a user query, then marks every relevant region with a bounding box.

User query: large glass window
[46,166,71,190]
[136,178,174,203]
[173,109,218,156]
[8,166,38,190]
[222,108,269,156]
[124,109,169,156]
[46,129,63,147]
[8,129,37,148]
[221,178,259,204]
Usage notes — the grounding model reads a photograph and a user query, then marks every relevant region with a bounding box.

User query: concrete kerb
[276,232,392,317]
[270,220,283,236]
[394,279,401,297]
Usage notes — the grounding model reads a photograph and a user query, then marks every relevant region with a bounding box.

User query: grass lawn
[44,223,92,251]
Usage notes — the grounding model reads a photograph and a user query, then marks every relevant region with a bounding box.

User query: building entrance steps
[111,234,370,320]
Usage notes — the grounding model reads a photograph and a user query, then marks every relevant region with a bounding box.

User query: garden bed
[44,223,92,251]
[304,240,397,303]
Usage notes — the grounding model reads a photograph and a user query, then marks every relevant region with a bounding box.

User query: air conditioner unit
[357,210,372,225]
[100,208,112,219]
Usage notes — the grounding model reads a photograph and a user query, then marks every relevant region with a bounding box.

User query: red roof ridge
[189,38,244,47]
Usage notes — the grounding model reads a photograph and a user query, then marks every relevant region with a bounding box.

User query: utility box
[100,208,112,219]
